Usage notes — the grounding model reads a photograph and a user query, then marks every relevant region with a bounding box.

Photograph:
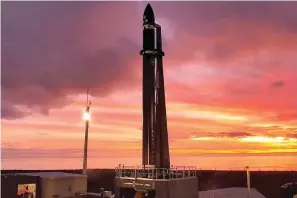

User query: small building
[2,173,41,198]
[2,172,87,198]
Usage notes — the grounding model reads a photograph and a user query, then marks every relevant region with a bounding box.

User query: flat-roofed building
[1,172,87,198]
[2,173,41,198]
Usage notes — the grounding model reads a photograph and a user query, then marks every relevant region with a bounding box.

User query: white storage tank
[19,172,87,198]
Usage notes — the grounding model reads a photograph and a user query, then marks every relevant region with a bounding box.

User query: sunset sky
[1,1,297,170]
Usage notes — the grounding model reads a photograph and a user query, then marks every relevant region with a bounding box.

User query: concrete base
[115,177,198,198]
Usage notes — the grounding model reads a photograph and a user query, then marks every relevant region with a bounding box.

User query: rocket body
[140,4,170,169]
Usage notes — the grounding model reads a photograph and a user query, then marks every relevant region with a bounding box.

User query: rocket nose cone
[143,3,155,24]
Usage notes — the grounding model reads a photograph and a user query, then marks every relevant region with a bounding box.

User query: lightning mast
[82,89,91,175]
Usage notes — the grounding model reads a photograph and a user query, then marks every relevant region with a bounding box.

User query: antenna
[87,89,89,105]
[86,89,91,108]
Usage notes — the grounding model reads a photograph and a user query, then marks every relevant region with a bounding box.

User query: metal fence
[115,165,197,179]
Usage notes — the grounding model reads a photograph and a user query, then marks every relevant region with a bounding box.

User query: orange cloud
[1,2,297,170]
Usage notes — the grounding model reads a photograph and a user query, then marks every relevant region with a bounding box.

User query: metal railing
[195,167,297,172]
[75,191,114,198]
[115,165,197,179]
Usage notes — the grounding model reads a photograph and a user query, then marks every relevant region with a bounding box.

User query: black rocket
[140,4,170,169]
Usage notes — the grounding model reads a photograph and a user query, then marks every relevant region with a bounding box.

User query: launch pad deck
[114,165,198,198]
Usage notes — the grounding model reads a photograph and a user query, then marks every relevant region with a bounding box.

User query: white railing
[115,165,197,179]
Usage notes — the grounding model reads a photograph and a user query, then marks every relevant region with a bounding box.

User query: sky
[1,1,297,170]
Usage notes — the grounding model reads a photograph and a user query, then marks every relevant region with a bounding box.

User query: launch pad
[115,4,198,198]
[115,165,198,198]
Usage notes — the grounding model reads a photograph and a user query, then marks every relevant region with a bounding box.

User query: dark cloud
[152,1,297,61]
[209,132,252,138]
[192,132,297,140]
[286,133,297,138]
[37,132,49,136]
[215,132,252,138]
[274,112,297,122]
[2,1,297,120]
[1,143,13,147]
[1,2,141,119]
[1,147,139,159]
[192,131,252,138]
[1,104,27,120]
[271,81,285,88]
[1,148,83,159]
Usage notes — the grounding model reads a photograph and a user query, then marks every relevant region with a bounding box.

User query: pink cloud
[1,2,297,169]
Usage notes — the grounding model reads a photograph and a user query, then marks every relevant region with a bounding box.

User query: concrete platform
[114,165,198,198]
[199,187,266,198]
